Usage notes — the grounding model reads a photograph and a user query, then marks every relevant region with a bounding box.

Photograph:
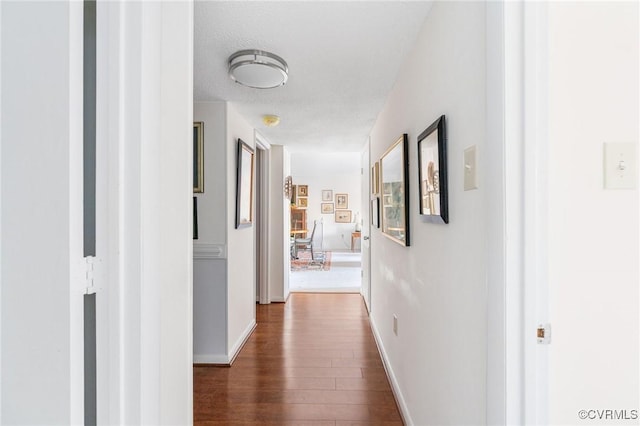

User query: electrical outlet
[393,315,398,335]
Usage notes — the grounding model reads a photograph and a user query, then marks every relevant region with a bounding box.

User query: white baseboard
[228,319,256,365]
[370,317,414,425]
[193,354,229,364]
[193,242,226,259]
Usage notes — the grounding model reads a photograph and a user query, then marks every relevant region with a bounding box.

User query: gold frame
[335,193,348,209]
[380,134,410,246]
[193,122,204,193]
[335,210,352,223]
[297,185,308,196]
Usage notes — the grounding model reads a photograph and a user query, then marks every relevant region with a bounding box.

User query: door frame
[254,131,271,304]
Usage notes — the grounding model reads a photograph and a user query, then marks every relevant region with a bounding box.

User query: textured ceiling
[194,1,433,152]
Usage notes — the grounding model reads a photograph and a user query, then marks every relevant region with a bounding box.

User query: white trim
[523,2,549,424]
[228,320,256,365]
[193,243,226,259]
[270,296,287,303]
[193,354,229,364]
[369,317,413,426]
[254,131,271,304]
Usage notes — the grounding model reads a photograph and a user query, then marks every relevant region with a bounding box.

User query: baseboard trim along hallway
[193,293,404,424]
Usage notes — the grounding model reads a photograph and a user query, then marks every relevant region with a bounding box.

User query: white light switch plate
[604,142,636,189]
[464,145,478,191]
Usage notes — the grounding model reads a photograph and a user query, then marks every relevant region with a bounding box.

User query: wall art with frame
[235,139,254,229]
[193,122,204,193]
[322,189,333,201]
[380,134,410,246]
[335,193,348,209]
[335,210,352,223]
[417,115,448,223]
[321,203,334,214]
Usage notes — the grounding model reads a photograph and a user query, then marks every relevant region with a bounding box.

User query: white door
[360,145,371,312]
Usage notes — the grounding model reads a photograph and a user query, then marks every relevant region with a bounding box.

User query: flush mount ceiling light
[228,49,288,89]
[262,115,280,127]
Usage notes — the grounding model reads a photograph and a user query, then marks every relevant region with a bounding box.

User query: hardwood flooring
[194,293,403,425]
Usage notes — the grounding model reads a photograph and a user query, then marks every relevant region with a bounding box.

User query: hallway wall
[368,2,487,424]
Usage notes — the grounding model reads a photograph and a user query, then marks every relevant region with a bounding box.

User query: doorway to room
[287,151,364,293]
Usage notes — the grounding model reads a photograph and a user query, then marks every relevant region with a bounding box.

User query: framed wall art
[193,122,204,193]
[371,197,380,228]
[321,203,334,214]
[380,134,410,246]
[335,210,352,223]
[335,193,348,209]
[297,185,308,197]
[371,162,380,195]
[297,197,308,208]
[322,189,333,201]
[235,139,254,229]
[418,115,448,224]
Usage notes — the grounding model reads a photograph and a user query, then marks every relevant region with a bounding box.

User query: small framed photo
[335,210,352,223]
[297,185,308,197]
[321,203,334,214]
[322,189,333,201]
[371,162,380,195]
[297,197,308,208]
[371,197,380,228]
[335,193,348,209]
[193,122,204,193]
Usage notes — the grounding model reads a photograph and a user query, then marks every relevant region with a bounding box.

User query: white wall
[291,152,362,250]
[547,3,639,424]
[193,102,228,362]
[368,3,487,424]
[268,145,291,302]
[226,103,256,355]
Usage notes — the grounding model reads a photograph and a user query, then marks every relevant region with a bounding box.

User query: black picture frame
[235,139,255,229]
[193,122,204,193]
[418,115,448,224]
[380,134,410,246]
[193,196,198,239]
[371,197,380,228]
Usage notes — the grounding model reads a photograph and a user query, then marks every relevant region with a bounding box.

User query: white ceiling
[194,1,433,152]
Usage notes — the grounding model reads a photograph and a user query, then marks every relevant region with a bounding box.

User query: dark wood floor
[194,293,404,425]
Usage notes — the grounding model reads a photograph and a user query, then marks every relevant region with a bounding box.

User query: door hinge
[537,323,551,344]
[85,256,96,294]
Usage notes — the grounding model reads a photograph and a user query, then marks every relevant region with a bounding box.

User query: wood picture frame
[193,122,204,193]
[335,210,352,223]
[235,139,254,229]
[335,193,348,209]
[371,162,380,195]
[297,197,308,208]
[297,185,308,197]
[321,203,334,214]
[380,134,410,246]
[322,189,333,201]
[418,115,448,223]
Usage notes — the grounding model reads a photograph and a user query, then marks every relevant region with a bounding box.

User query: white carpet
[290,250,361,293]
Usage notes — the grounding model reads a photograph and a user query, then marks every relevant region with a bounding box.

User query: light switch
[604,142,636,190]
[464,145,478,191]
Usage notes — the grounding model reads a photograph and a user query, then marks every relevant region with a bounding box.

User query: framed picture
[322,189,333,201]
[371,162,380,195]
[418,115,448,224]
[193,122,204,193]
[193,197,198,239]
[235,139,254,229]
[380,134,410,246]
[297,197,308,208]
[371,197,380,228]
[335,210,352,223]
[297,185,308,197]
[335,193,348,209]
[321,203,334,214]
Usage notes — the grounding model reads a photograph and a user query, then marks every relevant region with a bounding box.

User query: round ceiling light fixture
[262,115,281,127]
[228,49,289,89]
